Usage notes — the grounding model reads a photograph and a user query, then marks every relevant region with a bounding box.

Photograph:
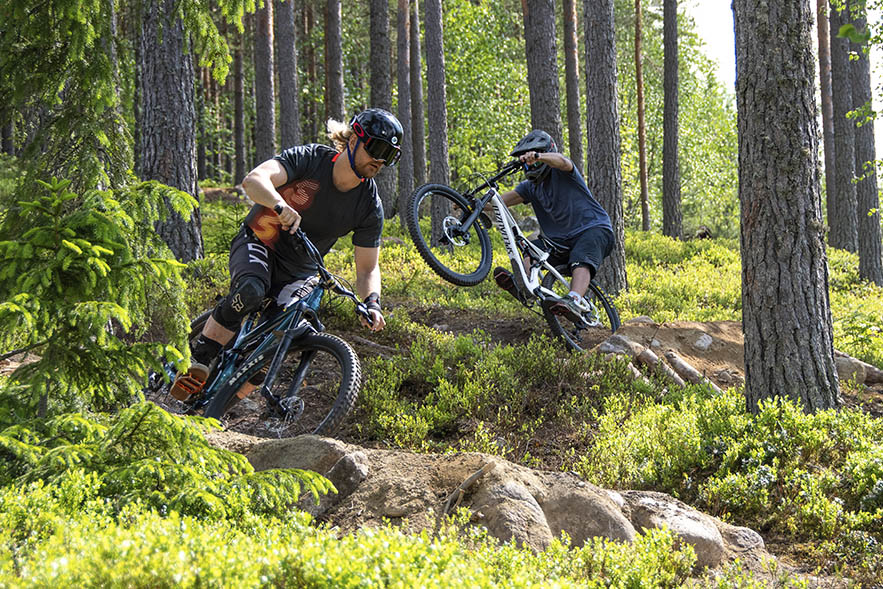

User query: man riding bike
[170,108,403,400]
[492,129,614,321]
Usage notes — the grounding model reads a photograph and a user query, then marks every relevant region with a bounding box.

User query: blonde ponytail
[326,118,353,151]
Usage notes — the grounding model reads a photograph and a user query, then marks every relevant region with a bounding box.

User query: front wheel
[203,332,360,437]
[540,271,620,352]
[405,183,493,287]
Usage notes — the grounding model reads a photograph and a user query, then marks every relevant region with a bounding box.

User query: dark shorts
[534,226,614,276]
[228,226,317,298]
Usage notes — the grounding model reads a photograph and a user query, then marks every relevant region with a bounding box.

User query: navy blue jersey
[514,165,611,241]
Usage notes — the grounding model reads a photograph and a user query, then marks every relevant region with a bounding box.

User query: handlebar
[468,160,523,196]
[272,204,374,326]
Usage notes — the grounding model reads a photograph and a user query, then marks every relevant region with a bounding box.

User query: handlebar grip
[356,302,374,326]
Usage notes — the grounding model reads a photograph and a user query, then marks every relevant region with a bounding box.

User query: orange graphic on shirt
[248,178,320,248]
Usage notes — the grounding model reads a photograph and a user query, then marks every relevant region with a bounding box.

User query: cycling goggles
[363,137,401,167]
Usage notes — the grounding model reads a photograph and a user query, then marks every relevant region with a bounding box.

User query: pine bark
[254,3,276,163]
[276,0,301,148]
[850,5,883,285]
[662,0,682,238]
[562,0,583,173]
[325,0,345,122]
[410,0,427,187]
[397,0,415,229]
[521,0,562,149]
[634,0,650,231]
[734,0,840,413]
[584,0,627,295]
[424,0,451,245]
[304,4,319,142]
[370,0,397,217]
[828,2,859,251]
[816,0,836,225]
[234,35,246,184]
[138,0,203,262]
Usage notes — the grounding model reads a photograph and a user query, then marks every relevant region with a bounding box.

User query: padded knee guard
[212,276,267,331]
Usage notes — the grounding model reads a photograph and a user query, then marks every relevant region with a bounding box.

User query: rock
[692,333,714,352]
[245,435,369,517]
[473,481,553,551]
[626,316,657,326]
[539,472,636,546]
[622,490,725,570]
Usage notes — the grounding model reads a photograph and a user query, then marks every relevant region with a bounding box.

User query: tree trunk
[138,0,203,262]
[371,0,397,217]
[197,69,207,181]
[584,0,627,296]
[410,0,427,187]
[1,114,12,155]
[816,0,836,227]
[849,3,883,286]
[325,0,345,122]
[662,0,682,239]
[424,0,451,245]
[562,0,583,174]
[733,0,840,413]
[634,0,650,231]
[304,4,320,142]
[234,35,247,184]
[397,0,415,229]
[521,0,562,149]
[276,0,301,148]
[254,3,276,164]
[828,2,859,252]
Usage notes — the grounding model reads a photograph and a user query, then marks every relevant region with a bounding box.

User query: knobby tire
[202,332,360,436]
[405,183,493,287]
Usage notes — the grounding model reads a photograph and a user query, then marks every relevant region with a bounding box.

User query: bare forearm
[356,267,382,301]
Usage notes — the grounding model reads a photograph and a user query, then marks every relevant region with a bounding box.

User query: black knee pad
[212,276,267,330]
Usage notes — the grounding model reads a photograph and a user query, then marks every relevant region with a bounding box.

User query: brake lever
[355,302,374,327]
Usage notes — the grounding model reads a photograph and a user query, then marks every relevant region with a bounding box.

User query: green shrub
[0,402,332,521]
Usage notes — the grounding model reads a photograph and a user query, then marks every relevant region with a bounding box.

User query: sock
[567,290,582,302]
[190,335,223,366]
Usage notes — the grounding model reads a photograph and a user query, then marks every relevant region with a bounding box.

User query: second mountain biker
[491,129,615,322]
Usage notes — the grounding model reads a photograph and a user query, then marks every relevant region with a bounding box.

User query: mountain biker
[170,108,403,400]
[492,129,614,322]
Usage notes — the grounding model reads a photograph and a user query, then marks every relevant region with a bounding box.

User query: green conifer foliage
[0,177,197,416]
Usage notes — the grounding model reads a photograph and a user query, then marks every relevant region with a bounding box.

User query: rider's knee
[213,276,267,330]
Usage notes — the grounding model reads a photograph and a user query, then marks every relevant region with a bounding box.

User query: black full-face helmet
[511,129,557,183]
[349,108,403,167]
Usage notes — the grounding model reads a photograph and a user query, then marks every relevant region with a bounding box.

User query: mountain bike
[145,229,370,436]
[404,160,620,351]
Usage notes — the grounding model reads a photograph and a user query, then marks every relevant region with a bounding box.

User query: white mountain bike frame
[481,186,594,316]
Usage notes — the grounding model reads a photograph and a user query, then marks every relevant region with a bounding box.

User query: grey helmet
[511,129,557,183]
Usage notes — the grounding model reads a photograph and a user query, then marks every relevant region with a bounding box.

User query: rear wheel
[203,332,360,437]
[405,183,493,286]
[541,271,620,352]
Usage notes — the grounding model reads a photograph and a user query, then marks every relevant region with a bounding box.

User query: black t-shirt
[243,144,384,276]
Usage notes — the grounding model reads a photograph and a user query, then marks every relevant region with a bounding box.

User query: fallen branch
[664,350,723,394]
[442,461,496,516]
[349,335,398,358]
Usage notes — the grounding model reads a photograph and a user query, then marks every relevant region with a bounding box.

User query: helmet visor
[364,137,401,166]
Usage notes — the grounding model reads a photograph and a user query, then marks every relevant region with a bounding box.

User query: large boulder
[622,490,725,569]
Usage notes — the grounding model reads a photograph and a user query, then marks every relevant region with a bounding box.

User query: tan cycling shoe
[169,363,210,400]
